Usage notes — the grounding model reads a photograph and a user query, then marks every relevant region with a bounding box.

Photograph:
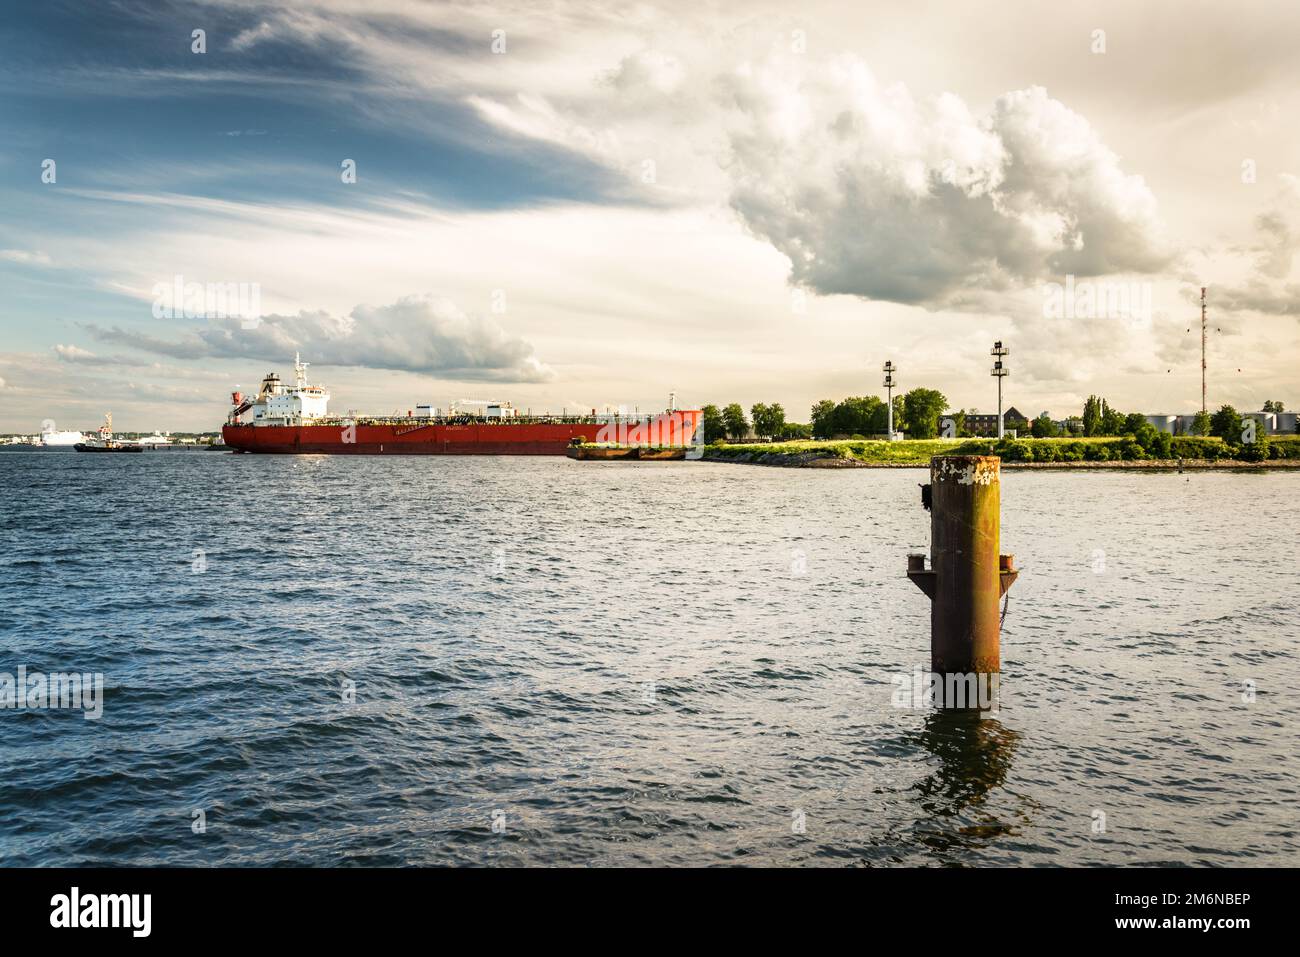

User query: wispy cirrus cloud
[0,249,53,266]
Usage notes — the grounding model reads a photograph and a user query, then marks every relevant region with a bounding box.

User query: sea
[1,450,1297,866]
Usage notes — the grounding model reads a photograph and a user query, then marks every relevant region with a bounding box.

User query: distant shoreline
[702,452,1300,470]
[701,438,1300,471]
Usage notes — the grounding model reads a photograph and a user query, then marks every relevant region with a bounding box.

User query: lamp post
[883,361,897,441]
[990,341,1009,438]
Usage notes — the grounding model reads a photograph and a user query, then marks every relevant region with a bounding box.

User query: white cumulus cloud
[721,63,1172,307]
[85,295,554,383]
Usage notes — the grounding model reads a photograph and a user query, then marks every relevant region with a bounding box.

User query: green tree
[900,388,948,439]
[700,404,726,443]
[873,395,905,436]
[1099,400,1125,436]
[832,396,883,437]
[766,403,786,440]
[1122,412,1147,435]
[722,403,749,440]
[810,400,836,439]
[750,402,786,441]
[1209,404,1242,444]
[780,421,812,440]
[1031,413,1059,438]
[1191,409,1211,436]
[1148,429,1173,459]
[1263,400,1285,413]
[1131,421,1160,454]
[1082,396,1102,436]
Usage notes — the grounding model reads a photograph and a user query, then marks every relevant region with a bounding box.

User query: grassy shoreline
[702,436,1300,469]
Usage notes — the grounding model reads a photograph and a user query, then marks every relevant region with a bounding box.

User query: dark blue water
[1,450,1297,866]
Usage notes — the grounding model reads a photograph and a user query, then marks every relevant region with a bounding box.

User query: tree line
[1077,395,1287,439]
[810,389,949,439]
[697,391,1292,446]
[699,403,813,443]
[701,389,952,442]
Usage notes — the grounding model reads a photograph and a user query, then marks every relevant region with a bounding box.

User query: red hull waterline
[225,422,613,455]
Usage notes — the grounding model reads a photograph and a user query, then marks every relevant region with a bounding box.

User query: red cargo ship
[221,355,701,455]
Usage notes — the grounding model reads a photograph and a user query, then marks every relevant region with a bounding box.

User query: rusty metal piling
[907,455,1017,676]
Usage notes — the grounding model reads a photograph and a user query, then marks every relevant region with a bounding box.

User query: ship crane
[228,393,255,423]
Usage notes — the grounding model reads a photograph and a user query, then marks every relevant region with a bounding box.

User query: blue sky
[2,0,1298,431]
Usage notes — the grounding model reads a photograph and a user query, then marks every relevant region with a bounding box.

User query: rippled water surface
[1,450,1297,866]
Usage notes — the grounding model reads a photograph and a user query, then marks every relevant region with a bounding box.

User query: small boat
[565,442,687,461]
[74,441,143,453]
[74,412,144,452]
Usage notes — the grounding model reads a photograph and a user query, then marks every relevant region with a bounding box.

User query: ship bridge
[239,354,331,425]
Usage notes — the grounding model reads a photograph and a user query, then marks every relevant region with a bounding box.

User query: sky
[2,0,1299,432]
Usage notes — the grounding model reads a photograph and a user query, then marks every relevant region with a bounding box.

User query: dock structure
[907,455,1018,676]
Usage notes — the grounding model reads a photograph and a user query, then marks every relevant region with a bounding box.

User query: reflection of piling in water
[914,710,1019,805]
[910,710,1023,842]
[908,456,1018,680]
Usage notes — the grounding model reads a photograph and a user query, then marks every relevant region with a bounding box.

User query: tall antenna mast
[1200,287,1207,414]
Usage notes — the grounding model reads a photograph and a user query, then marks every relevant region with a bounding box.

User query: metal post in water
[907,455,1017,676]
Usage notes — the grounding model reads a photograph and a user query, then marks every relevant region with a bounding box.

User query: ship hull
[222,422,614,455]
[74,443,144,453]
[565,446,687,461]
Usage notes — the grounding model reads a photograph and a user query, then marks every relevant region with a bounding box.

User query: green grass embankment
[703,435,1300,467]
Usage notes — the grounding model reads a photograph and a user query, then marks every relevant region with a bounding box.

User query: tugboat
[75,413,143,453]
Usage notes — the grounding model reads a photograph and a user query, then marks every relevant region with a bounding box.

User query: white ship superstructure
[232,353,331,426]
[124,432,174,447]
[38,423,86,446]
